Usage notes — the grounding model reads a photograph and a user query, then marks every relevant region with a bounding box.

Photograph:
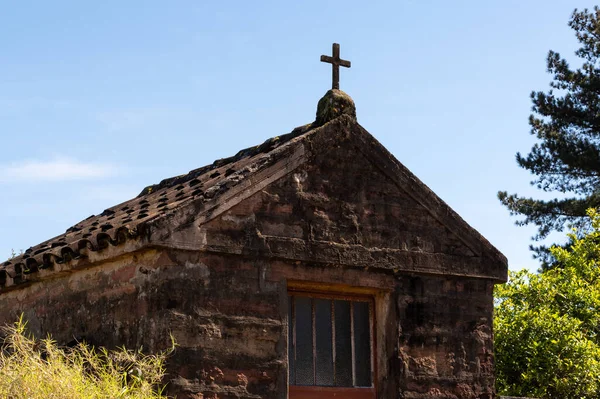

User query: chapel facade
[1,50,507,398]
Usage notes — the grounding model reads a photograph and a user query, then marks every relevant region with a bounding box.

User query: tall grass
[0,317,172,399]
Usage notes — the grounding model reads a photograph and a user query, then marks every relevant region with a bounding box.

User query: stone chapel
[1,46,508,399]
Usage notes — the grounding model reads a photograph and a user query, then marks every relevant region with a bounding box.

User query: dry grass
[0,317,172,399]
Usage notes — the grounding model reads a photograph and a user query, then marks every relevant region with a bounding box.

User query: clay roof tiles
[1,123,313,285]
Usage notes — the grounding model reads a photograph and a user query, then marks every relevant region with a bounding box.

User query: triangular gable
[1,116,507,290]
[343,118,507,265]
[171,116,507,282]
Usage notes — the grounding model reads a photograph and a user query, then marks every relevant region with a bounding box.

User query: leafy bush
[0,317,172,399]
[495,209,600,398]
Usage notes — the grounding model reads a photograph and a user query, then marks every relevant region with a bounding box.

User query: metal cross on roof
[320,43,351,90]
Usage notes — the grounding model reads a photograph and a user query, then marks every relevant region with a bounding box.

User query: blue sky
[0,1,596,270]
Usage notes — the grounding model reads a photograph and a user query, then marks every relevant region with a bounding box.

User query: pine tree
[498,7,600,259]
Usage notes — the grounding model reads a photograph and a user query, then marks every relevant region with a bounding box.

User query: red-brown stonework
[397,275,495,398]
[0,96,507,398]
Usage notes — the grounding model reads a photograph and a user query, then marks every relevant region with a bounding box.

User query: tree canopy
[494,209,600,398]
[498,7,600,257]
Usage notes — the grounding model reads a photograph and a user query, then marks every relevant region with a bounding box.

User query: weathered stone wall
[397,274,496,399]
[0,247,401,398]
[196,130,477,263]
[0,249,284,399]
[0,249,496,398]
[0,117,504,398]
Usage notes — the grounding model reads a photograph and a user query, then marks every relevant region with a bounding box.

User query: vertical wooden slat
[292,295,296,385]
[312,298,316,385]
[369,300,375,388]
[350,301,356,387]
[331,299,336,386]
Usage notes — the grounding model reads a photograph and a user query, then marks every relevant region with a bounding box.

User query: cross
[320,43,351,90]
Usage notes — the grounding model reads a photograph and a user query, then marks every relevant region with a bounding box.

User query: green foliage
[495,209,600,398]
[498,7,600,259]
[0,316,173,399]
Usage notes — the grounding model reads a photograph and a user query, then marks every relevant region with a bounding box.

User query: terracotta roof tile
[1,123,314,283]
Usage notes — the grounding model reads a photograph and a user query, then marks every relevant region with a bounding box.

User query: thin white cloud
[0,158,118,182]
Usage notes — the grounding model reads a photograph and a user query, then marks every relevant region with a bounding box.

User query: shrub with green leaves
[495,209,600,398]
[0,317,172,399]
